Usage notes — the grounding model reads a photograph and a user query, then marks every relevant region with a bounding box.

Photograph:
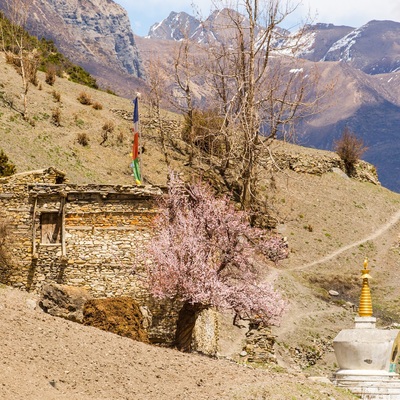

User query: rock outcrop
[0,0,145,95]
[39,282,92,323]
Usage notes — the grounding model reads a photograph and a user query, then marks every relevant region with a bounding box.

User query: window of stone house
[40,212,62,244]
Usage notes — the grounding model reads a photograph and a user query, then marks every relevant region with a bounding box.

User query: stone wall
[0,167,179,343]
[269,142,380,185]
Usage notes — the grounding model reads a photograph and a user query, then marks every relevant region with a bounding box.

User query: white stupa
[333,259,400,399]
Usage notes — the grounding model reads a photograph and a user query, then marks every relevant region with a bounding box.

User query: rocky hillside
[148,11,200,41]
[148,11,400,76]
[1,0,398,191]
[321,20,400,74]
[0,0,145,97]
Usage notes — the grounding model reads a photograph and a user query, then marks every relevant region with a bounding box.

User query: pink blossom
[143,172,288,324]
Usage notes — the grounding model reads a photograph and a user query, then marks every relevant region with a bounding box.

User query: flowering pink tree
[145,172,288,351]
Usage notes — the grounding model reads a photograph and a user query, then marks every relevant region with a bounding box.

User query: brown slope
[0,52,173,186]
[0,286,356,399]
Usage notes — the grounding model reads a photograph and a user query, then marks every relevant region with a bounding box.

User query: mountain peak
[148,11,200,40]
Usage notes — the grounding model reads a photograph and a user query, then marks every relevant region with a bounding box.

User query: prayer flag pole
[131,92,142,185]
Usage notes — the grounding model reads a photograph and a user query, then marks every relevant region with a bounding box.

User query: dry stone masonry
[0,167,182,343]
[0,167,162,295]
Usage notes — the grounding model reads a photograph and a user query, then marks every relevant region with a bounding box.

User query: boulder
[39,283,91,323]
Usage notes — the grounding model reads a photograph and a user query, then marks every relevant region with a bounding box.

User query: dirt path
[292,208,400,271]
[268,208,400,338]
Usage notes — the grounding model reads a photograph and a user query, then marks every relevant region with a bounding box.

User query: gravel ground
[0,286,356,400]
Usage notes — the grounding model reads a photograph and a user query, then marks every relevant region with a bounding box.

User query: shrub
[334,127,367,175]
[45,65,56,85]
[0,149,16,177]
[100,120,115,145]
[182,109,226,156]
[92,101,103,110]
[77,132,89,146]
[116,131,125,145]
[66,65,98,89]
[77,91,92,105]
[52,90,61,102]
[6,50,39,86]
[51,107,61,126]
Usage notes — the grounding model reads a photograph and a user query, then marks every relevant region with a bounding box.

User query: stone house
[0,167,179,343]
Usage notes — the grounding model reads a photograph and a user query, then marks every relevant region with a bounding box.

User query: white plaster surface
[334,329,400,371]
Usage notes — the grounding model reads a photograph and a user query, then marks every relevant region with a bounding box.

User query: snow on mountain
[148,11,200,41]
[322,20,400,74]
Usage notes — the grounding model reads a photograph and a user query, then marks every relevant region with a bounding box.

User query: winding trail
[292,208,400,272]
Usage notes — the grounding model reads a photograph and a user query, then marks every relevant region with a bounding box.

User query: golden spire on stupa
[358,258,373,317]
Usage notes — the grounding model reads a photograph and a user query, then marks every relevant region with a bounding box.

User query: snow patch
[322,25,366,62]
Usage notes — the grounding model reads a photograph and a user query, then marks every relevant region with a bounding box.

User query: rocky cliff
[0,0,145,96]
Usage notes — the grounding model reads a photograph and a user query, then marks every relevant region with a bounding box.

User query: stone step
[335,379,400,399]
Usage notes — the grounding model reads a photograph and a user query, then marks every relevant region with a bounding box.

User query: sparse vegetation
[182,108,226,156]
[77,132,89,146]
[116,131,124,145]
[77,91,92,105]
[92,101,103,110]
[0,149,16,177]
[335,126,367,176]
[45,65,56,85]
[51,107,61,126]
[52,90,61,102]
[100,120,115,145]
[0,10,97,90]
[0,6,399,385]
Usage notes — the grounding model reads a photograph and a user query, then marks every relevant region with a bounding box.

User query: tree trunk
[174,302,205,352]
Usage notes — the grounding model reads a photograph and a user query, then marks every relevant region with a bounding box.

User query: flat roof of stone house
[0,167,165,198]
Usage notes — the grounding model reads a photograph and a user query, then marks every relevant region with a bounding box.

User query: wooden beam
[60,193,67,257]
[32,196,38,259]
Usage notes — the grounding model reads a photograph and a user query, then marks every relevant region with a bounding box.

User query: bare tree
[334,126,367,176]
[202,2,323,210]
[0,0,38,118]
[147,58,170,165]
[167,1,329,218]
[172,38,198,165]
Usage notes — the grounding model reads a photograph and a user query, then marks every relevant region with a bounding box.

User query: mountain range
[0,0,145,97]
[145,12,400,192]
[0,0,399,192]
